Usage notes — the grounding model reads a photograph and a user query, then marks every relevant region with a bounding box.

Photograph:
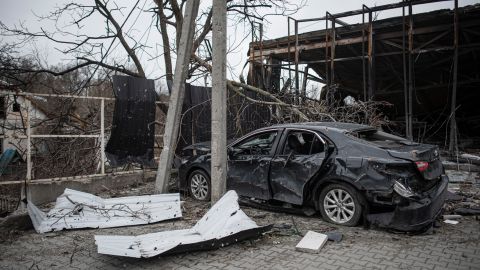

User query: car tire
[188,169,211,201]
[319,183,362,226]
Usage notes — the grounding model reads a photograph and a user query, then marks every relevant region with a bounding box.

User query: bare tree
[2,0,307,117]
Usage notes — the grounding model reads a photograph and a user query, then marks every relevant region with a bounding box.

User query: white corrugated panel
[95,190,263,258]
[27,188,182,233]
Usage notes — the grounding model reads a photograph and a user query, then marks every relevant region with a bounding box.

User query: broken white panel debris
[295,231,328,254]
[444,219,459,225]
[95,190,264,258]
[27,189,182,233]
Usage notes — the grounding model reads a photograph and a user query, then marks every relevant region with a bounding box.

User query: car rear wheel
[319,183,362,226]
[188,169,211,201]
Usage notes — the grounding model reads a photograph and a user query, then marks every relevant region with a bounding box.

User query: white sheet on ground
[27,188,182,233]
[95,190,261,258]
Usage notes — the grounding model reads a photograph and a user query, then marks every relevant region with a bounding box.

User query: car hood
[182,139,237,152]
[183,141,212,152]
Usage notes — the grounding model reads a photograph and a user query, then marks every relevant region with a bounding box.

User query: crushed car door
[227,130,280,200]
[270,129,327,205]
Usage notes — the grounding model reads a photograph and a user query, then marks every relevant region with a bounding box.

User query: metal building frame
[249,0,473,152]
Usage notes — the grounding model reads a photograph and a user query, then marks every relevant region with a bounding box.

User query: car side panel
[269,129,327,205]
[270,153,325,205]
[226,128,283,200]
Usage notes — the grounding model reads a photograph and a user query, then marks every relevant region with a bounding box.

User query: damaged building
[247,1,480,150]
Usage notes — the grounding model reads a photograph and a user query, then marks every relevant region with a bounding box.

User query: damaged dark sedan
[177,122,448,231]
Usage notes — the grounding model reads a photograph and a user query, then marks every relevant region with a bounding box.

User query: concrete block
[295,231,328,254]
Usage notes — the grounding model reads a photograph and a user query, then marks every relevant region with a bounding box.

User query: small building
[0,93,48,159]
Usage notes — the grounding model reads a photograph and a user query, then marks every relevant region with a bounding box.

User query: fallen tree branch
[227,80,309,121]
[191,54,309,121]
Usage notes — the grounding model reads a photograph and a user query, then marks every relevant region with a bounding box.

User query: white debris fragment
[27,189,182,233]
[295,231,328,254]
[444,219,459,225]
[95,190,268,258]
[461,153,480,161]
[343,95,356,106]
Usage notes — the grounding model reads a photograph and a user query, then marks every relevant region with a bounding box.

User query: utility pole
[211,0,227,203]
[155,0,200,193]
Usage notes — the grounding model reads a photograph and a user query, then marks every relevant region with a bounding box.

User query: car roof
[258,122,374,133]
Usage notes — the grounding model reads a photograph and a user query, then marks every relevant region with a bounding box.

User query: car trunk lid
[386,143,442,180]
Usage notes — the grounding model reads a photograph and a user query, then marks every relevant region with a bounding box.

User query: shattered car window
[233,131,277,155]
[283,131,324,155]
[348,129,410,148]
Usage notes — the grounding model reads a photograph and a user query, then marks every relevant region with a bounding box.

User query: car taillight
[415,161,429,172]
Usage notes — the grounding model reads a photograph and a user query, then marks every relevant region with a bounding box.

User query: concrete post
[100,98,105,174]
[26,99,31,182]
[155,0,200,193]
[211,0,227,203]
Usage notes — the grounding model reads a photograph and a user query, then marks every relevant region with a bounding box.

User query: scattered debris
[443,161,480,172]
[0,212,33,231]
[302,207,316,216]
[295,231,328,253]
[27,189,182,233]
[459,153,480,165]
[252,213,267,219]
[443,214,462,220]
[454,207,480,216]
[445,191,465,202]
[444,220,459,225]
[95,190,272,258]
[446,170,479,183]
[325,231,343,242]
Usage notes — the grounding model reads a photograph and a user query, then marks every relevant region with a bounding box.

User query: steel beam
[407,3,414,140]
[295,20,300,104]
[362,6,367,101]
[367,11,375,100]
[449,0,459,154]
[402,5,410,139]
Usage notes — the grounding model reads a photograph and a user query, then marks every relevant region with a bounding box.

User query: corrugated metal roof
[95,190,268,258]
[27,189,182,233]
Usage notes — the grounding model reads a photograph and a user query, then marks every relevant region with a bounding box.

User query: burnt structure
[248,0,480,151]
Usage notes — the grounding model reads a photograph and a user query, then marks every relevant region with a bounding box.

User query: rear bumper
[367,174,449,231]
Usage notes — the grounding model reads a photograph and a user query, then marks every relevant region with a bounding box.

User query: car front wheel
[188,169,211,201]
[319,183,362,226]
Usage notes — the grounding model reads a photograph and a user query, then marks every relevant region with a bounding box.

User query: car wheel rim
[323,188,355,224]
[190,173,208,200]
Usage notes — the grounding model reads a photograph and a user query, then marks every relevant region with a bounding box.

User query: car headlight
[181,158,189,165]
[393,179,415,198]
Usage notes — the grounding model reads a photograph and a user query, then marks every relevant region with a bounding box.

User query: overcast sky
[0,0,475,90]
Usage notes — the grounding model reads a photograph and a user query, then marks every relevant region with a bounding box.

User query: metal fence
[0,90,165,186]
